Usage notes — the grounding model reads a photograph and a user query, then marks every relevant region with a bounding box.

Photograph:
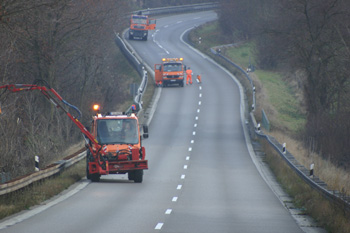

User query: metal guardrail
[0,148,86,195]
[210,49,350,212]
[135,2,219,16]
[114,33,148,113]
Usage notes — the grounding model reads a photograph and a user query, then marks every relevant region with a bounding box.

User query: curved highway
[0,11,306,233]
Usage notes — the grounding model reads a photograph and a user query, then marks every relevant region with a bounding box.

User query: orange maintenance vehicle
[86,105,148,183]
[129,12,156,41]
[0,81,148,183]
[154,58,185,87]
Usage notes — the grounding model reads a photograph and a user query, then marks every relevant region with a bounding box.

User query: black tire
[90,174,101,182]
[129,34,133,40]
[128,171,135,181]
[133,170,143,183]
[86,156,101,182]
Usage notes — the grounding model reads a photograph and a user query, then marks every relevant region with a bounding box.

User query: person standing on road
[186,67,193,85]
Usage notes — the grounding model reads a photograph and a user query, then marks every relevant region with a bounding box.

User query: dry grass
[270,131,350,196]
[264,141,350,233]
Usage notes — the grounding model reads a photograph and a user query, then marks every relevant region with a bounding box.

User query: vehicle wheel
[86,156,100,182]
[133,170,143,183]
[90,174,101,182]
[128,171,135,181]
[180,82,184,87]
[142,36,148,41]
[129,34,133,40]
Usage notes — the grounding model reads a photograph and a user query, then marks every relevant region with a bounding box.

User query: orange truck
[0,83,149,183]
[154,58,185,87]
[129,12,156,41]
[86,106,148,183]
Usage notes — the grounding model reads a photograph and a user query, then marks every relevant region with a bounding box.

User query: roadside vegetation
[188,2,350,231]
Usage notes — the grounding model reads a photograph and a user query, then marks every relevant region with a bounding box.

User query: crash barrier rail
[0,3,217,195]
[114,33,148,113]
[134,2,219,16]
[0,148,86,195]
[210,49,350,212]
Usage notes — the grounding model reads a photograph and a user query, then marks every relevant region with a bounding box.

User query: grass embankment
[0,37,155,220]
[189,21,350,233]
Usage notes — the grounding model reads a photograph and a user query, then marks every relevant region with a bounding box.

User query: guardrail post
[35,156,39,172]
[310,163,314,178]
[282,143,286,154]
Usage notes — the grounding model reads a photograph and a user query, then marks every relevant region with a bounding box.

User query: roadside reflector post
[257,123,261,132]
[282,143,286,154]
[310,163,314,178]
[35,156,39,172]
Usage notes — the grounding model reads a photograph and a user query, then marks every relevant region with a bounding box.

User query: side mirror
[143,125,149,139]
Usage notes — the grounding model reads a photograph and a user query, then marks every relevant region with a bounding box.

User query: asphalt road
[0,11,307,233]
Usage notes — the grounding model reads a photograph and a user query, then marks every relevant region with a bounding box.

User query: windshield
[97,119,139,145]
[163,63,182,72]
[131,16,147,25]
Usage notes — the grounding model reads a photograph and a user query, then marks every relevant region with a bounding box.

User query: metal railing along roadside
[134,2,219,16]
[0,148,86,195]
[210,48,350,212]
[114,33,148,113]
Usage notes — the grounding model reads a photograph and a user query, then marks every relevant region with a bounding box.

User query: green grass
[225,41,256,68]
[255,70,306,133]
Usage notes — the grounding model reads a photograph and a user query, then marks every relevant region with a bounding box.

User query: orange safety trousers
[186,70,193,84]
[186,75,192,85]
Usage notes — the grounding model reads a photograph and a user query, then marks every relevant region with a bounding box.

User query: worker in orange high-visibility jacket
[186,67,193,85]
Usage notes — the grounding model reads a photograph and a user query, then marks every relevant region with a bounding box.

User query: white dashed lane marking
[155,223,163,230]
[154,84,203,231]
[165,209,172,214]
